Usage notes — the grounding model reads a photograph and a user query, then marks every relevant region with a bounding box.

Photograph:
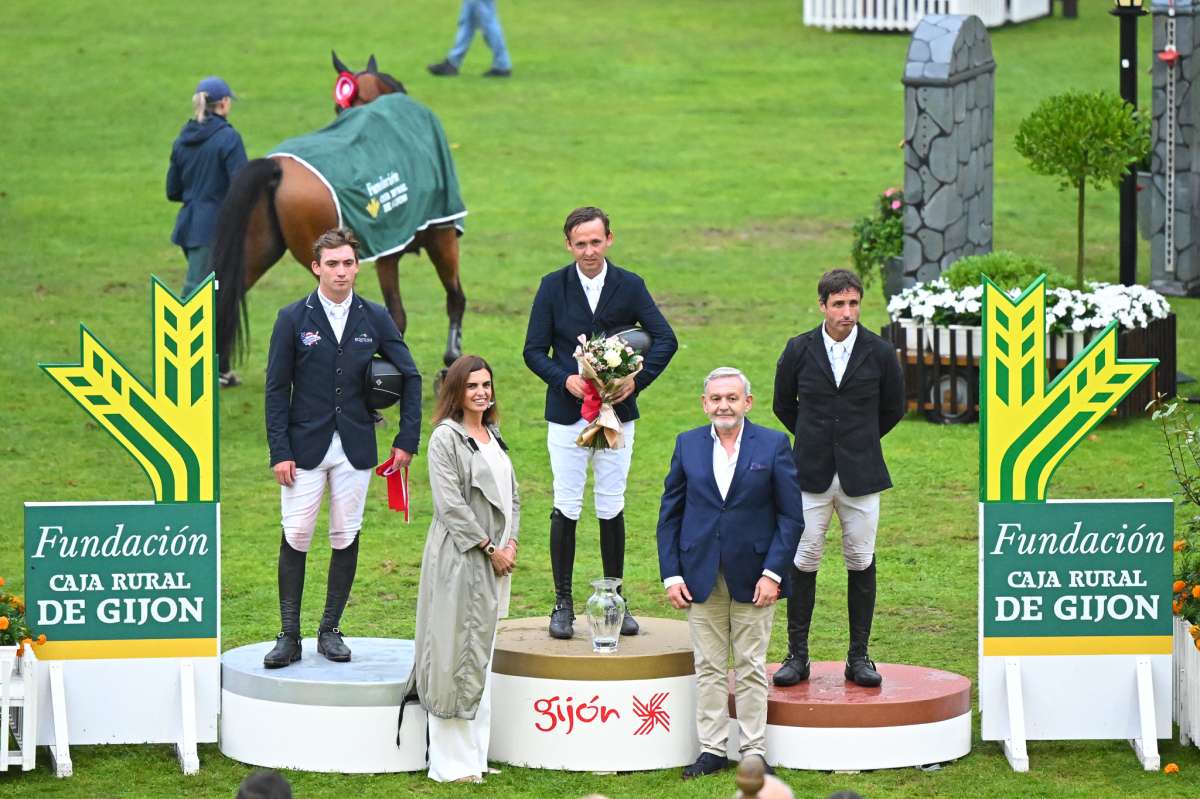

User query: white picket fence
[0,646,39,772]
[802,0,1050,31]
[1176,617,1200,749]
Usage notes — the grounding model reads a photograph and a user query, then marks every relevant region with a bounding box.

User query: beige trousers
[688,572,774,758]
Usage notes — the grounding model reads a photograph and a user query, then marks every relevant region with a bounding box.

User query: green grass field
[4,1,1200,796]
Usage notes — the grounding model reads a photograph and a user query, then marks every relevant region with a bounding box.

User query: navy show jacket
[265,291,422,470]
[656,419,805,604]
[522,261,677,424]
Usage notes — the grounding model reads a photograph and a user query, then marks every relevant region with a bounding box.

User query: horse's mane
[376,71,407,95]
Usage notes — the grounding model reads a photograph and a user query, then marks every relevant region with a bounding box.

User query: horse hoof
[433,368,448,397]
[219,371,242,388]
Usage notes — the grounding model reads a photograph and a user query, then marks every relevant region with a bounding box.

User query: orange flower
[1164,762,1180,774]
[36,634,46,645]
[1195,638,1200,652]
[0,617,8,631]
[1193,586,1200,600]
[0,577,5,587]
[1175,580,1187,594]
[1174,599,1185,614]
[13,597,22,613]
[1176,540,1189,552]
[1192,625,1200,639]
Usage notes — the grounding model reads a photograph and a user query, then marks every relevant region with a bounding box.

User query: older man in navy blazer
[657,367,804,779]
[524,206,677,640]
[263,227,421,669]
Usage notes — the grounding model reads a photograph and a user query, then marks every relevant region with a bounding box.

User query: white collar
[575,260,608,289]
[317,289,354,312]
[821,322,858,354]
[709,420,746,450]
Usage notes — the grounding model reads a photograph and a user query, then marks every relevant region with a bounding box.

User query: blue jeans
[447,0,511,70]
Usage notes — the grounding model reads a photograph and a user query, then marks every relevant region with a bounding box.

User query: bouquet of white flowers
[573,332,644,450]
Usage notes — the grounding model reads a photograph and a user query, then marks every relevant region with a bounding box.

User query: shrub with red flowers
[850,187,904,288]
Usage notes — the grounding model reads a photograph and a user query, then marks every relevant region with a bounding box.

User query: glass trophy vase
[585,578,626,654]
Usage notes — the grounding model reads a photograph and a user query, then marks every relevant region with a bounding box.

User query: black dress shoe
[549,602,574,640]
[681,752,729,780]
[482,67,511,78]
[427,60,459,76]
[845,657,883,687]
[263,632,301,668]
[317,627,352,662]
[741,753,775,775]
[620,610,639,636]
[772,652,811,686]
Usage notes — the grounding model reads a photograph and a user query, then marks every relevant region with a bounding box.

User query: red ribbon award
[374,460,410,521]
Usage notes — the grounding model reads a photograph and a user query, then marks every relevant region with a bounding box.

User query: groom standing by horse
[263,226,421,668]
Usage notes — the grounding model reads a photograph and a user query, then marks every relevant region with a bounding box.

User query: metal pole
[1113,4,1146,286]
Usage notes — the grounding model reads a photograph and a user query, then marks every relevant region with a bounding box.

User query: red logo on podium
[632,692,670,735]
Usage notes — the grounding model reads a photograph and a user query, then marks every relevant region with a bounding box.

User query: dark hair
[818,269,864,304]
[312,227,360,263]
[236,770,293,799]
[563,206,611,239]
[433,355,498,426]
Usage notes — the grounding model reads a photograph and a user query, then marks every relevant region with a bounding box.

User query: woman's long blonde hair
[191,91,224,123]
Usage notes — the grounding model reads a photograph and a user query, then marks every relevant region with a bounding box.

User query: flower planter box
[0,645,39,772]
[1175,616,1200,749]
[884,313,1177,423]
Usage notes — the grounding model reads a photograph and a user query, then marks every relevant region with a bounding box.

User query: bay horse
[212,52,465,385]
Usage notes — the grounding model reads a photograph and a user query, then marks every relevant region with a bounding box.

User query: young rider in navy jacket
[263,227,421,668]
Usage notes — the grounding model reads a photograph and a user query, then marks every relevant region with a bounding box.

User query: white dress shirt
[821,322,858,387]
[317,289,354,342]
[576,260,608,313]
[663,421,780,589]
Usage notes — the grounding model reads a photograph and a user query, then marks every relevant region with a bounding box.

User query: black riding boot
[773,566,816,686]
[263,533,306,668]
[599,512,638,636]
[845,558,882,687]
[317,535,359,662]
[548,509,577,639]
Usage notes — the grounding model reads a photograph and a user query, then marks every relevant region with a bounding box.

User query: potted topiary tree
[1014,90,1150,289]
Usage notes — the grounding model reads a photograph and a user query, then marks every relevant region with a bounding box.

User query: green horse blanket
[270,93,466,260]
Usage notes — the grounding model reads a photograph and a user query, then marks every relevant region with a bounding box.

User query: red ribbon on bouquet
[580,380,603,422]
[374,461,410,522]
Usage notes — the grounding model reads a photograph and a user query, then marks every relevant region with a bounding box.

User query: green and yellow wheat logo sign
[40,277,218,503]
[980,275,1156,503]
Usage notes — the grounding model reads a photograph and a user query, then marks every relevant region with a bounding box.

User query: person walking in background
[167,79,245,293]
[409,355,518,783]
[656,367,804,779]
[427,0,513,78]
[772,269,905,689]
[167,75,247,384]
[523,206,678,640]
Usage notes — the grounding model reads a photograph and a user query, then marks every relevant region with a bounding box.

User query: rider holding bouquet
[523,206,678,640]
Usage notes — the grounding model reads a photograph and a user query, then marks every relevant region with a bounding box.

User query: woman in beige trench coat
[410,355,519,783]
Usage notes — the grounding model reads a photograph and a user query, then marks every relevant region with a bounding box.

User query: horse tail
[212,157,283,369]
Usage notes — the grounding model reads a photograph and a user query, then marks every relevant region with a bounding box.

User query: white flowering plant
[572,333,645,450]
[887,279,1170,334]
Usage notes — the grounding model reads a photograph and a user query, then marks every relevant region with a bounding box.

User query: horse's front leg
[424,226,465,367]
[375,254,407,335]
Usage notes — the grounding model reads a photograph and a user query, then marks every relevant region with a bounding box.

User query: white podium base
[219,638,426,774]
